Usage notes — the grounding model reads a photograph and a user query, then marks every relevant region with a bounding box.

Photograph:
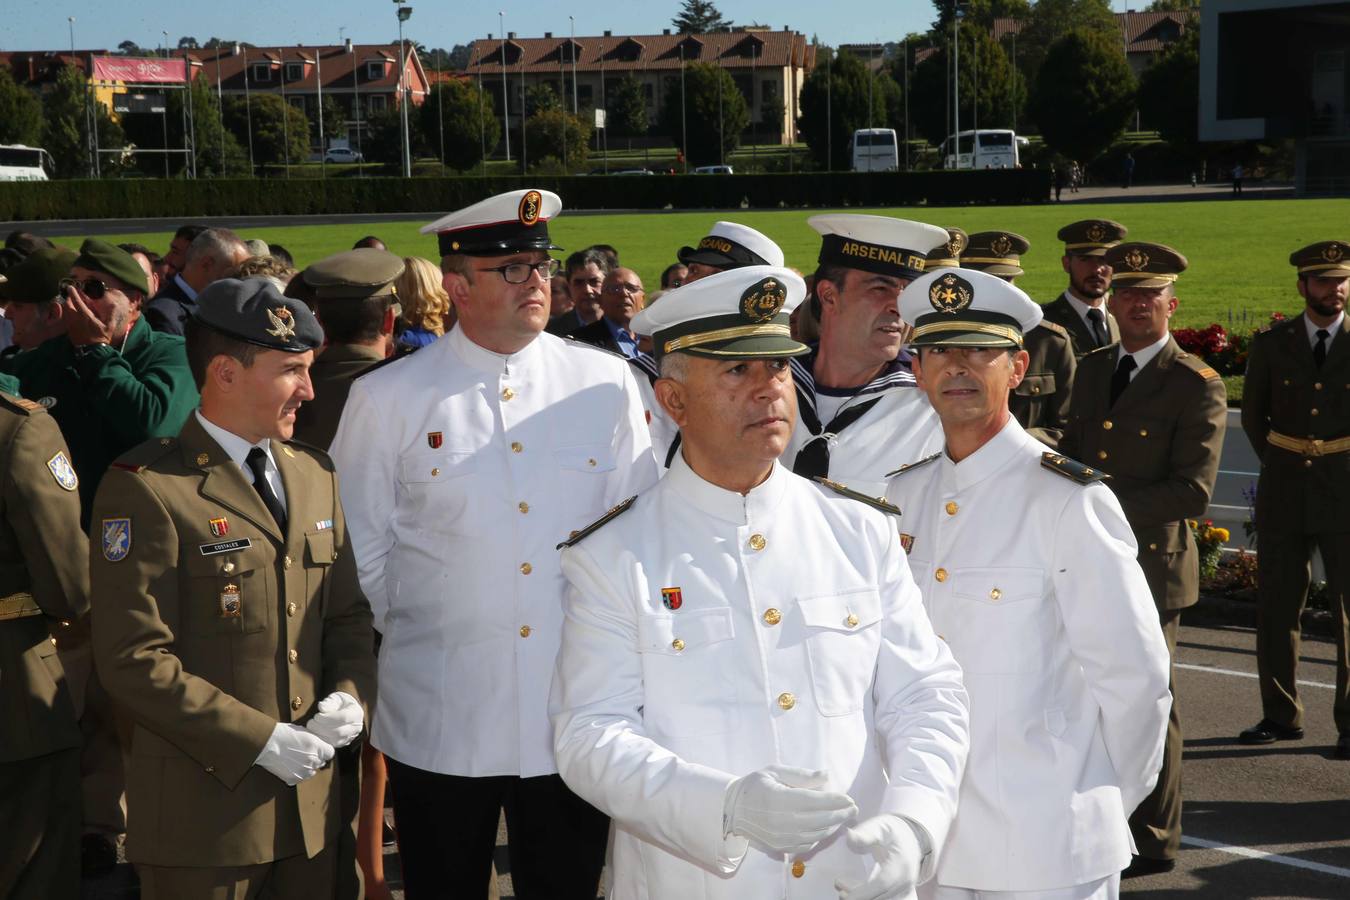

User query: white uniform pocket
[637,608,737,737]
[948,567,1049,674]
[797,587,882,716]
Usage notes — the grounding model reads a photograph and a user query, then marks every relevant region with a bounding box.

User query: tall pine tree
[672,1,733,34]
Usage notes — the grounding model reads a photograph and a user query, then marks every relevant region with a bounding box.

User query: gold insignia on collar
[1324,244,1345,264]
[518,190,543,226]
[929,272,974,315]
[265,306,296,340]
[991,234,1013,257]
[740,277,786,323]
[1086,223,1107,244]
[1123,249,1150,271]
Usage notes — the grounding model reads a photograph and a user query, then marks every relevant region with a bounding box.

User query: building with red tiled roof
[992,10,1193,78]
[463,27,815,144]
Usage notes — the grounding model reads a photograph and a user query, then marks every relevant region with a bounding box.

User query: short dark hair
[660,262,686,289]
[316,295,394,344]
[809,263,851,320]
[585,244,619,268]
[174,224,207,243]
[118,242,161,265]
[4,231,54,255]
[184,316,262,390]
[353,236,387,251]
[267,244,294,268]
[566,248,612,279]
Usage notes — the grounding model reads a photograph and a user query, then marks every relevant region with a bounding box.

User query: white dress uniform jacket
[330,325,658,777]
[551,453,969,899]
[884,418,1171,892]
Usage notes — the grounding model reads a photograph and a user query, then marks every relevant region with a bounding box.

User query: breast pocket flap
[797,588,882,631]
[398,450,476,484]
[951,567,1043,606]
[638,608,735,655]
[554,444,617,473]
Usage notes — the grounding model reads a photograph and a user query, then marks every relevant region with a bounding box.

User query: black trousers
[387,759,608,900]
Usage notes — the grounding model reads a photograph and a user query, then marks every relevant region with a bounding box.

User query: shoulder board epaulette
[0,392,44,416]
[1081,343,1116,359]
[813,477,902,516]
[1038,319,1070,338]
[109,461,147,473]
[556,495,639,549]
[354,345,417,380]
[1173,352,1221,381]
[1040,451,1110,485]
[884,452,942,479]
[110,436,179,473]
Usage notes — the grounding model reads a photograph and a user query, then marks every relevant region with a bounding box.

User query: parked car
[693,164,734,175]
[324,147,363,163]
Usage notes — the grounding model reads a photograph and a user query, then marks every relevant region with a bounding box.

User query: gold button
[1283,378,1292,386]
[777,692,796,710]
[288,649,298,663]
[518,501,530,514]
[223,561,236,574]
[792,859,806,878]
[1139,429,1148,437]
[846,613,859,627]
[333,550,339,560]
[762,608,782,626]
[1102,420,1113,430]
[291,696,303,711]
[205,765,215,773]
[935,568,948,582]
[196,452,209,465]
[587,458,597,467]
[1305,459,1314,468]
[569,530,580,539]
[1083,468,1095,476]
[501,387,515,401]
[1315,382,1324,390]
[749,533,767,551]
[944,501,958,516]
[671,638,685,651]
[989,588,1001,600]
[287,602,297,617]
[511,441,523,453]
[520,625,532,638]
[160,438,171,446]
[520,562,532,575]
[49,636,56,646]
[431,467,441,476]
[1149,542,1158,551]
[284,555,293,570]
[1312,408,1320,416]
[937,633,946,641]
[1097,450,1108,460]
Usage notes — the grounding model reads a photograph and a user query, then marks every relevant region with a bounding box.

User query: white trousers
[918,873,1119,900]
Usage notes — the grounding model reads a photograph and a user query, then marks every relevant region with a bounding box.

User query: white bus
[852,128,899,172]
[0,145,52,182]
[940,129,1020,170]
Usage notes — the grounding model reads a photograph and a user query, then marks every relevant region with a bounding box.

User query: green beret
[73,238,149,295]
[0,247,78,303]
[192,277,324,352]
[304,248,406,301]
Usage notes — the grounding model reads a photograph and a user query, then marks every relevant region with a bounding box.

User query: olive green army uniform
[1012,321,1076,448]
[1244,309,1350,738]
[1061,243,1227,863]
[293,344,385,451]
[1042,219,1128,359]
[0,390,90,900]
[1040,294,1120,359]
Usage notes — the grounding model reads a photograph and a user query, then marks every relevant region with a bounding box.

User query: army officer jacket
[89,414,377,867]
[551,454,969,900]
[885,418,1171,892]
[330,325,657,778]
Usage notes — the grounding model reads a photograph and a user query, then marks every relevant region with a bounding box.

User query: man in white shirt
[329,189,658,899]
[552,266,969,899]
[1040,219,1127,358]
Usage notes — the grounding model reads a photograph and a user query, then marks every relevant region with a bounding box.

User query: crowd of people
[0,191,1345,900]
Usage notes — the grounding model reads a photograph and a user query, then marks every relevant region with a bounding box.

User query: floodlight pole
[241,45,255,174]
[351,41,364,177]
[500,11,511,161]
[396,2,414,178]
[954,6,963,170]
[679,44,687,173]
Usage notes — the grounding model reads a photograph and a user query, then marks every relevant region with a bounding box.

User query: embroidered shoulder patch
[46,451,78,491]
[101,517,132,562]
[556,496,639,549]
[1040,452,1110,485]
[813,477,902,516]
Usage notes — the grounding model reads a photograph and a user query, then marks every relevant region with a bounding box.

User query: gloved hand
[255,723,335,786]
[834,814,925,900]
[723,764,858,855]
[305,691,364,749]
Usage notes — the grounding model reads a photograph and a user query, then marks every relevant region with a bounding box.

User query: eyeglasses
[603,282,644,296]
[58,277,112,300]
[475,258,560,284]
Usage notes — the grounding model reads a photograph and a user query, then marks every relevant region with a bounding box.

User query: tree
[177,36,199,49]
[0,68,42,146]
[658,61,749,165]
[1015,0,1117,84]
[361,106,419,167]
[1146,0,1199,10]
[305,94,346,149]
[672,0,732,34]
[1028,28,1136,164]
[116,40,144,56]
[223,94,310,169]
[796,51,889,169]
[607,74,649,147]
[1137,25,1200,147]
[930,0,1032,31]
[158,74,248,176]
[525,83,561,116]
[41,64,126,178]
[902,23,1024,147]
[524,108,591,170]
[418,79,501,171]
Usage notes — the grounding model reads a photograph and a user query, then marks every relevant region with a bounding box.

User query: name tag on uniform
[200,538,253,556]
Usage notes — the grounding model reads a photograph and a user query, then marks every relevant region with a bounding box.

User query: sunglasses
[59,277,114,300]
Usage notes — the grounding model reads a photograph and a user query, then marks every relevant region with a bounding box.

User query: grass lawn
[53,196,1348,330]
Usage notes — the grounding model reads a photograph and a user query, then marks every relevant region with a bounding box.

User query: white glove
[723,765,858,855]
[305,691,364,749]
[834,815,926,900]
[255,723,335,786]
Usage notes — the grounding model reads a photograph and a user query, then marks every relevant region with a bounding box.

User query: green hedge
[0,170,1049,221]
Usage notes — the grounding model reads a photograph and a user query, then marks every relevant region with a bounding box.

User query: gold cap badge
[929,272,974,315]
[518,190,542,226]
[1123,248,1150,271]
[740,277,787,323]
[265,306,296,340]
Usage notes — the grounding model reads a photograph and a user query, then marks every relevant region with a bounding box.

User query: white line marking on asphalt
[1176,662,1334,689]
[1182,835,1350,879]
[1217,469,1259,477]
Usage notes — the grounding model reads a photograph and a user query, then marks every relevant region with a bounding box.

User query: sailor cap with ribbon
[809,214,949,281]
[678,221,785,270]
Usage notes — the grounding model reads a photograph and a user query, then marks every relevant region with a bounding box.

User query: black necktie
[1109,354,1137,407]
[1086,308,1109,348]
[245,447,287,533]
[792,398,882,480]
[1314,329,1330,368]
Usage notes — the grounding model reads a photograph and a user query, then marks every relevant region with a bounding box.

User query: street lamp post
[395,0,414,178]
[215,44,226,175]
[351,41,364,177]
[953,5,965,169]
[568,15,578,116]
[679,44,687,174]
[69,17,95,177]
[241,45,255,174]
[162,31,171,177]
[499,11,511,162]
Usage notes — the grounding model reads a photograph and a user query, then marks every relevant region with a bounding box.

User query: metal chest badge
[899,533,916,554]
[209,516,229,537]
[661,587,683,610]
[929,272,974,315]
[427,431,443,449]
[219,583,241,618]
[101,517,131,562]
[46,451,78,492]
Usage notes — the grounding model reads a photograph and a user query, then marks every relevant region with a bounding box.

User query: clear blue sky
[5,0,1139,55]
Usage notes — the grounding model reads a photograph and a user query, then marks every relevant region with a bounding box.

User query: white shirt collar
[1063,290,1107,329]
[447,321,542,376]
[194,409,275,475]
[1117,332,1171,378]
[665,449,788,526]
[175,273,198,302]
[1305,311,1345,347]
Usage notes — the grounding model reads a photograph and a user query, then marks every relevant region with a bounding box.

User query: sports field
[66,197,1349,329]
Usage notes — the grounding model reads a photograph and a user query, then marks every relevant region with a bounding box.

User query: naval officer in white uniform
[551,265,970,900]
[884,267,1171,900]
[329,189,658,898]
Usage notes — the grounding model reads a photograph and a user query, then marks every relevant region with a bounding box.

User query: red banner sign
[91,56,186,84]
